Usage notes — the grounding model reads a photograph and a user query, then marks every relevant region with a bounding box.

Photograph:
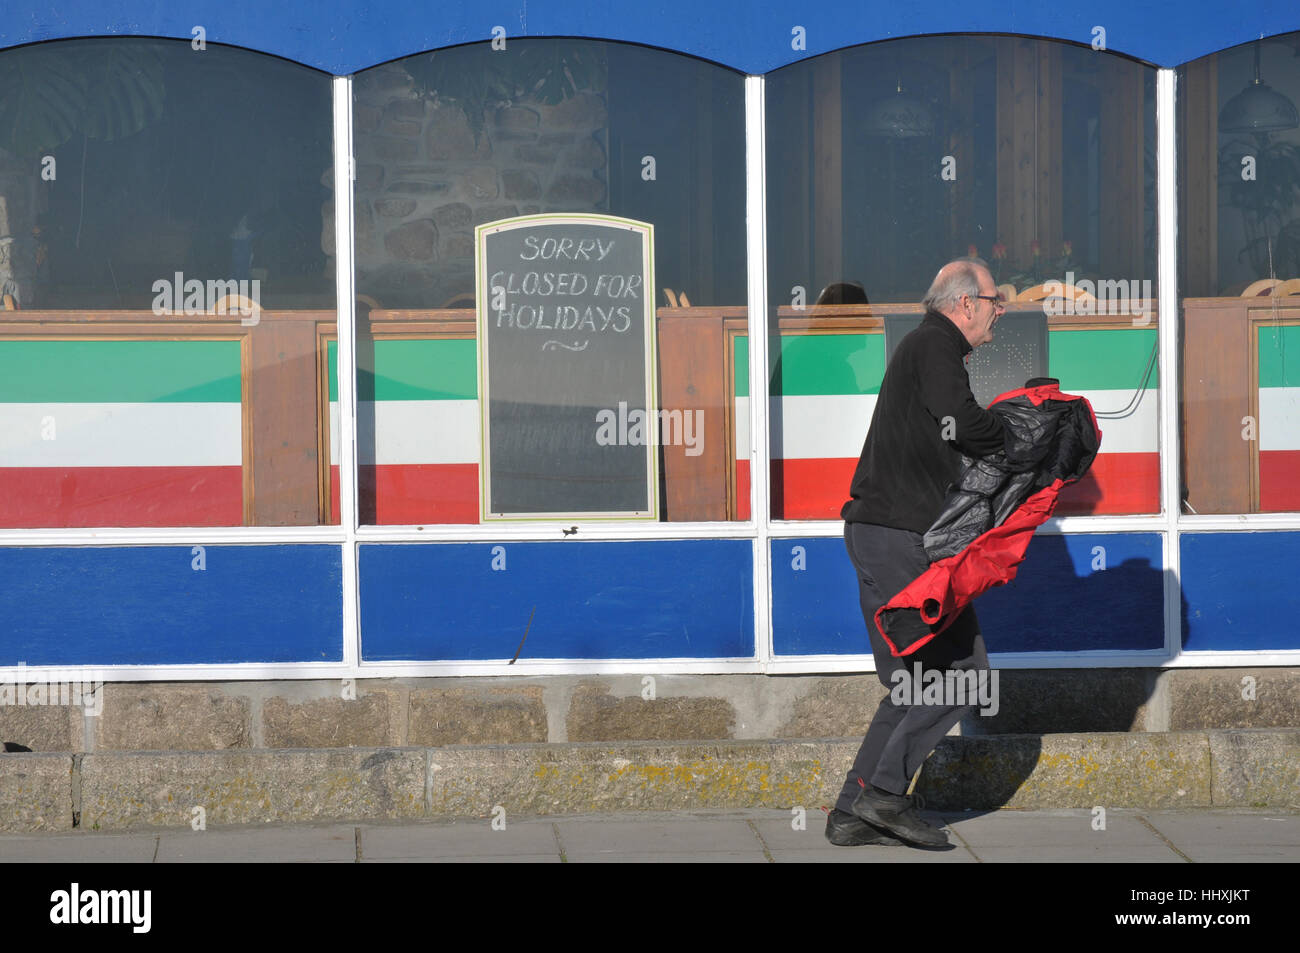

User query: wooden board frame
[1247,306,1300,513]
[1181,296,1299,514]
[0,309,336,527]
[474,214,658,523]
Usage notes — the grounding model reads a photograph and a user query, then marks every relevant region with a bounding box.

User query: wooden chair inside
[440,292,476,309]
[1241,278,1281,297]
[209,293,261,317]
[1015,282,1099,307]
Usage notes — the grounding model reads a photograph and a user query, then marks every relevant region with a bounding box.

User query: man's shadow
[914,533,1187,811]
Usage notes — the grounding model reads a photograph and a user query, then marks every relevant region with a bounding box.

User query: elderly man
[825,258,1006,849]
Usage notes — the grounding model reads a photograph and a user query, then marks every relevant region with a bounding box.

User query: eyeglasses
[973,294,1005,306]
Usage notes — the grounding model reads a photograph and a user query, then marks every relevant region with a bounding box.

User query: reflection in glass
[766,37,1159,520]
[0,39,337,527]
[1180,33,1300,514]
[349,40,746,524]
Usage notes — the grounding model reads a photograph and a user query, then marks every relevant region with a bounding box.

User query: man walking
[826,258,1006,849]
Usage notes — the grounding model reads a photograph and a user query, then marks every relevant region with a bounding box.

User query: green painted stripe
[359,339,478,401]
[0,340,240,402]
[733,328,1155,397]
[734,335,748,398]
[734,333,886,397]
[1259,325,1300,389]
[773,333,885,396]
[1048,328,1158,391]
[328,340,338,402]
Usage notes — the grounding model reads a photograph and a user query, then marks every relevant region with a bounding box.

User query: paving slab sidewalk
[1,808,1297,863]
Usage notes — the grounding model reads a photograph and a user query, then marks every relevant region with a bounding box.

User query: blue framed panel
[772,533,1164,656]
[1181,533,1300,651]
[2,1,1297,74]
[769,537,863,656]
[0,545,343,665]
[359,539,754,660]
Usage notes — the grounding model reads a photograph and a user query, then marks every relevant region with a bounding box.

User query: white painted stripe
[355,400,727,466]
[1259,388,1300,451]
[735,396,750,458]
[0,403,240,467]
[357,400,480,465]
[340,387,1157,469]
[1075,388,1157,453]
[735,389,1156,460]
[771,394,876,459]
[330,401,340,467]
[740,396,870,460]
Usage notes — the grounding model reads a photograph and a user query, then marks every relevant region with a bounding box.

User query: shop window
[347,40,747,524]
[0,38,337,526]
[1180,33,1300,514]
[765,36,1159,519]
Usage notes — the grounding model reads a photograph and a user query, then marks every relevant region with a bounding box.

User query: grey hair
[922,257,989,313]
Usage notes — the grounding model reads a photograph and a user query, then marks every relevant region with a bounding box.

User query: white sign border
[475,213,659,523]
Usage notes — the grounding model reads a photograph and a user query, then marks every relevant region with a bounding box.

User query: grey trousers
[835,521,990,812]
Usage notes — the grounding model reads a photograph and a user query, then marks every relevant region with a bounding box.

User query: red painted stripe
[1260,450,1300,512]
[736,459,750,521]
[359,464,480,525]
[342,452,1164,527]
[329,465,341,526]
[1055,453,1160,515]
[770,458,859,520]
[0,467,243,527]
[738,453,1161,520]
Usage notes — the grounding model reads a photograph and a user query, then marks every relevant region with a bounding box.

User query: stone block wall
[0,150,37,306]
[325,63,610,308]
[1,669,1296,754]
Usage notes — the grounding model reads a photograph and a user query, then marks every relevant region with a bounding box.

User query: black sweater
[841,311,1007,534]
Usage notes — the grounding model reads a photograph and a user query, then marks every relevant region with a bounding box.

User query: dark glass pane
[350,40,746,524]
[0,39,337,527]
[1179,33,1300,514]
[766,37,1159,520]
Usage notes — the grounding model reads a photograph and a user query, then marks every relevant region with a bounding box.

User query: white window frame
[3,50,1299,685]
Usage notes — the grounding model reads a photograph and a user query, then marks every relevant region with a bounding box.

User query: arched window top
[2,2,1298,75]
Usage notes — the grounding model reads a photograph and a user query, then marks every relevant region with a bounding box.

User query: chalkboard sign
[476,214,658,521]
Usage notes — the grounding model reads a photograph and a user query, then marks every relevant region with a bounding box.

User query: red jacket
[873,379,1102,657]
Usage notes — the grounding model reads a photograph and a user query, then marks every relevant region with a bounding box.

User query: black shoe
[824,808,903,847]
[850,785,950,848]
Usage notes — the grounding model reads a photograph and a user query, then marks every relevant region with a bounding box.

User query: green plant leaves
[1219,138,1300,277]
[405,51,516,141]
[0,46,90,156]
[82,43,165,142]
[404,42,605,142]
[517,44,604,104]
[0,41,165,157]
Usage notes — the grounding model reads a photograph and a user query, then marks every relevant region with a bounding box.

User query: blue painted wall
[2,535,1293,665]
[1,1,1296,73]
[359,539,754,660]
[1181,533,1300,651]
[772,533,1164,656]
[0,545,342,665]
[2,1,1297,668]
